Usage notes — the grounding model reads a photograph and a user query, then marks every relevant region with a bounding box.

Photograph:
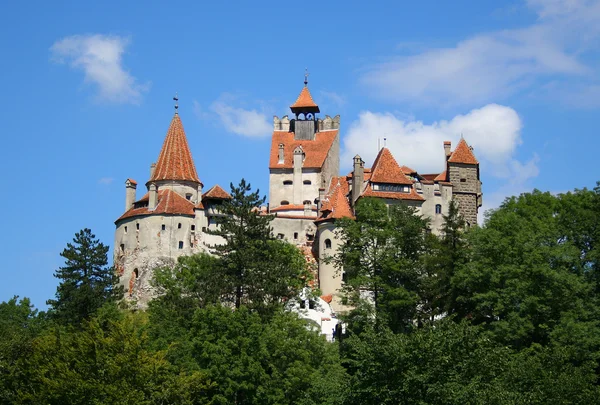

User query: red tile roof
[318,177,353,221]
[448,138,478,165]
[401,165,417,174]
[370,148,413,185]
[361,184,425,201]
[202,184,231,200]
[269,130,338,169]
[116,189,195,222]
[150,114,201,184]
[290,86,319,110]
[421,174,438,181]
[126,178,138,185]
[434,171,447,182]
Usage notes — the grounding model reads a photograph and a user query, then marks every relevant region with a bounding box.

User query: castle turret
[447,138,481,226]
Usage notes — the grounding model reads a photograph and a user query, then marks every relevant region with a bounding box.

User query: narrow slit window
[136,223,140,230]
[161,224,166,231]
[178,241,184,249]
[191,225,196,231]
[435,204,442,214]
[178,223,182,229]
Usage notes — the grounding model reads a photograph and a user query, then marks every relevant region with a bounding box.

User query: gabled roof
[448,138,478,165]
[317,177,353,221]
[150,114,201,184]
[370,148,413,185]
[269,130,338,169]
[202,184,231,200]
[290,86,320,113]
[116,189,195,223]
[434,171,447,182]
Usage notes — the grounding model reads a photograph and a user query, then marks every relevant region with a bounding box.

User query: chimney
[317,188,325,211]
[125,179,137,211]
[149,183,157,210]
[304,200,312,216]
[150,163,156,179]
[278,143,284,164]
[351,155,364,206]
[444,141,452,159]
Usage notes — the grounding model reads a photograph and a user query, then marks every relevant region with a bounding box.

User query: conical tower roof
[448,138,478,164]
[150,113,201,184]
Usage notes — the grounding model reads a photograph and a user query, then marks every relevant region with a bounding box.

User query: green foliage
[452,190,599,349]
[203,179,311,314]
[3,183,600,403]
[334,198,431,331]
[47,228,123,326]
[11,311,215,405]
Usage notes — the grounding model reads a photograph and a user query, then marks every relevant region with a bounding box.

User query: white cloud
[360,0,600,106]
[342,104,540,224]
[196,94,272,138]
[98,177,114,185]
[51,34,148,104]
[343,104,531,177]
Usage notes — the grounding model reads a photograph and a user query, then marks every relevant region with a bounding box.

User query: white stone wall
[271,216,317,245]
[269,170,321,209]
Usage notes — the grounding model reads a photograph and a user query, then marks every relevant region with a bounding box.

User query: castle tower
[268,76,340,243]
[446,138,482,226]
[114,101,229,307]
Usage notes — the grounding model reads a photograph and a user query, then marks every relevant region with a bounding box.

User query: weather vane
[173,93,179,112]
[304,68,309,86]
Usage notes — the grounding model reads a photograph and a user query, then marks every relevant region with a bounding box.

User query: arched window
[325,239,332,249]
[435,204,442,214]
[283,180,293,186]
[280,200,289,205]
[303,180,312,185]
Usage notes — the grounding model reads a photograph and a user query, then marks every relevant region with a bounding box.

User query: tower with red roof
[114,102,231,306]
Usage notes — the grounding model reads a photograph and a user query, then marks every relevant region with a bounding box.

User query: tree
[334,198,430,332]
[451,191,598,349]
[207,179,310,313]
[47,228,123,326]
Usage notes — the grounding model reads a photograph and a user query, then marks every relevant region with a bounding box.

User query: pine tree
[209,179,309,312]
[47,228,122,326]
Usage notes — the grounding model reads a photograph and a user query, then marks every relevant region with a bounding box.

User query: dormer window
[185,193,193,200]
[278,144,284,164]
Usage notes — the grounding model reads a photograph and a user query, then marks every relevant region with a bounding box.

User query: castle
[114,79,482,311]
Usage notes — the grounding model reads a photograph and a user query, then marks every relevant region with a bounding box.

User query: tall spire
[149,110,201,184]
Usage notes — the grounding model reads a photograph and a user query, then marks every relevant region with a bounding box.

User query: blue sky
[1,0,598,309]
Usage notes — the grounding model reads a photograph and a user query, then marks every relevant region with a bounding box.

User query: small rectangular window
[161,224,166,231]
[191,225,196,231]
[124,226,128,233]
[178,241,183,249]
[120,244,125,253]
[136,223,140,230]
[178,223,182,229]
[293,232,298,239]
